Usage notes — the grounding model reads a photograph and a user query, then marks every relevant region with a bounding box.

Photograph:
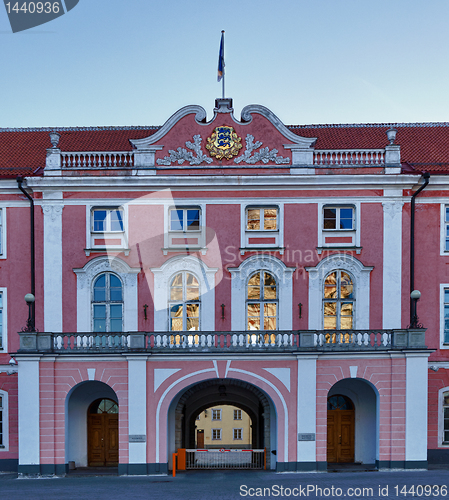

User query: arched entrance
[87,399,119,466]
[167,379,277,469]
[327,395,355,463]
[66,381,119,468]
[327,378,378,465]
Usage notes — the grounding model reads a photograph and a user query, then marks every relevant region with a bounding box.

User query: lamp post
[409,290,423,328]
[23,293,35,332]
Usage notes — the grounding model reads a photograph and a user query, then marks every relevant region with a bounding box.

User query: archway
[327,378,378,465]
[167,378,277,469]
[65,381,118,468]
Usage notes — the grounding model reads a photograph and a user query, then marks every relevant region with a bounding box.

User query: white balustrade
[61,151,134,169]
[314,149,385,166]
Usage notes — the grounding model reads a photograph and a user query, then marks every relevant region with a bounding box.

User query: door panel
[197,429,204,448]
[88,413,119,466]
[327,410,354,463]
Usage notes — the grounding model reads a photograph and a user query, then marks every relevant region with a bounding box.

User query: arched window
[92,273,123,332]
[247,271,278,331]
[323,270,354,330]
[169,272,200,331]
[444,391,449,444]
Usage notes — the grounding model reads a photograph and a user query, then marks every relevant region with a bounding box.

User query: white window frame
[91,272,124,333]
[212,428,222,440]
[317,202,360,253]
[246,270,278,331]
[0,390,8,451]
[163,204,206,255]
[212,409,222,421]
[228,255,295,331]
[0,208,6,259]
[323,270,355,330]
[169,271,201,332]
[74,257,140,333]
[234,409,242,420]
[438,386,449,447]
[151,255,218,332]
[440,205,449,256]
[85,204,128,256]
[439,284,449,350]
[240,203,284,254]
[0,289,7,353]
[233,428,243,440]
[306,254,373,330]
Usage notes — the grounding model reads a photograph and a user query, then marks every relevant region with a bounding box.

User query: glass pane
[264,303,277,330]
[93,210,107,231]
[247,304,260,330]
[324,272,337,298]
[186,210,200,231]
[445,290,449,304]
[0,396,2,407]
[247,209,260,230]
[93,275,106,301]
[323,208,336,229]
[93,304,106,318]
[110,318,122,332]
[171,273,183,287]
[264,209,277,230]
[247,273,261,299]
[110,210,124,231]
[170,210,183,231]
[187,317,199,331]
[340,272,353,298]
[339,208,354,229]
[170,287,183,301]
[93,318,106,333]
[0,294,3,308]
[446,207,449,222]
[186,273,199,286]
[110,275,122,301]
[444,431,449,443]
[444,407,449,418]
[186,287,199,301]
[444,392,449,405]
[110,304,122,319]
[264,272,277,299]
[170,304,183,331]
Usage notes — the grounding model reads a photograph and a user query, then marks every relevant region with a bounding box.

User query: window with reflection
[169,272,200,331]
[246,207,278,231]
[444,391,449,444]
[327,394,354,411]
[89,398,118,414]
[92,273,123,332]
[323,206,354,230]
[0,394,3,447]
[169,208,200,232]
[247,271,277,331]
[323,270,354,339]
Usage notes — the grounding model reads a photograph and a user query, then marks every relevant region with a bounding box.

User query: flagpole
[221,30,225,98]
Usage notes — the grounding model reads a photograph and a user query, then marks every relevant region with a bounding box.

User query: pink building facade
[0,98,446,474]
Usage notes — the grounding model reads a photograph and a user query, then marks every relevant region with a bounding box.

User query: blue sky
[1,0,448,128]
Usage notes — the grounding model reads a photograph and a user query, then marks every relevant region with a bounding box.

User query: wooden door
[197,429,204,448]
[88,399,119,467]
[327,395,355,463]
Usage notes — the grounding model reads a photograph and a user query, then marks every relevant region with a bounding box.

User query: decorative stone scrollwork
[382,200,404,219]
[156,135,213,166]
[234,134,290,165]
[42,204,63,222]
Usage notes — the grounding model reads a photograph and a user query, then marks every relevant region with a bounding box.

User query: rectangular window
[323,206,354,230]
[246,207,278,231]
[445,207,449,252]
[445,289,449,344]
[212,409,222,421]
[0,208,3,256]
[233,428,243,440]
[0,395,2,447]
[169,208,200,232]
[0,293,3,350]
[234,409,242,420]
[212,428,222,440]
[92,208,124,232]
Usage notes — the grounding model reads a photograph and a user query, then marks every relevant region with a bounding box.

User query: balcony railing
[18,329,426,354]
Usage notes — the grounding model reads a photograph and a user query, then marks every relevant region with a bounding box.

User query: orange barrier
[172,452,177,477]
[177,448,186,470]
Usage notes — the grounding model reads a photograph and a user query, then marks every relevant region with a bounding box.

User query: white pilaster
[18,356,41,467]
[382,201,404,328]
[127,356,147,464]
[42,200,64,332]
[405,353,429,462]
[297,356,317,463]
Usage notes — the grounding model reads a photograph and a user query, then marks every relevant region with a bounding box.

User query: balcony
[18,329,427,355]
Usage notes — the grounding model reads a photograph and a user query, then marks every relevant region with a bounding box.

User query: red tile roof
[1,122,449,177]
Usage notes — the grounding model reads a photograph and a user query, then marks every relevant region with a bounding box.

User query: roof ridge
[0,125,161,132]
[288,122,449,129]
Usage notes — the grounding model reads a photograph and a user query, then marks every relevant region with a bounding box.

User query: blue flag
[217,32,225,82]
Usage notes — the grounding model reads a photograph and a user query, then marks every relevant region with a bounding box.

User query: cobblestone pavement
[0,469,448,500]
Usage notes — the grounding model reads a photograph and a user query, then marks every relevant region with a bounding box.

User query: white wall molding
[382,200,404,328]
[127,356,147,463]
[42,201,64,332]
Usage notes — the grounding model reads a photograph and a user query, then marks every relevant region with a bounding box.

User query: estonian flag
[217,31,225,82]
